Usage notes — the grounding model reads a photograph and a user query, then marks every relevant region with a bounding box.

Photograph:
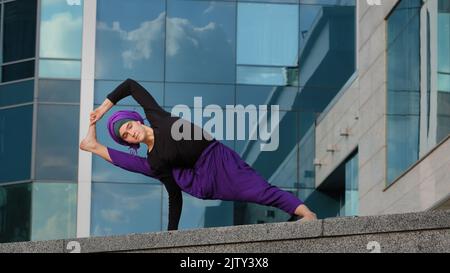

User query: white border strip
[77,0,97,238]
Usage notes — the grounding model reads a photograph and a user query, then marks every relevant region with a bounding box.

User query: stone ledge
[0,210,449,253]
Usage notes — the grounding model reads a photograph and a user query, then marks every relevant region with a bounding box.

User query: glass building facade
[0,0,81,242]
[16,0,450,242]
[387,0,450,185]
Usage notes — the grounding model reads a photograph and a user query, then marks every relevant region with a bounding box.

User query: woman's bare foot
[80,124,98,152]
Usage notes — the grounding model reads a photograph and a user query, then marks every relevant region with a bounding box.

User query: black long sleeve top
[106,78,215,230]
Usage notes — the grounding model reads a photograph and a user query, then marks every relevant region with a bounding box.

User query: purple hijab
[107,110,145,154]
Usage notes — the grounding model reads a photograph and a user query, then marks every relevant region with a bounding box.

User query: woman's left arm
[107,147,154,177]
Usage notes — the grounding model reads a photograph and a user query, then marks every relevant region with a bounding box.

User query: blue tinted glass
[39,59,81,79]
[344,153,358,216]
[436,92,450,150]
[387,90,420,115]
[0,183,32,243]
[237,3,298,66]
[386,1,421,184]
[40,0,83,59]
[35,104,80,181]
[166,0,236,83]
[165,83,234,108]
[162,192,234,229]
[387,115,419,183]
[96,0,165,81]
[295,86,341,112]
[439,74,450,92]
[92,105,160,184]
[299,2,355,88]
[3,0,37,62]
[436,1,450,144]
[244,0,298,3]
[387,0,422,47]
[237,2,299,86]
[94,80,163,106]
[0,105,33,183]
[438,5,450,73]
[299,118,315,188]
[31,182,77,241]
[0,80,34,107]
[38,79,80,103]
[91,182,162,236]
[2,60,35,83]
[236,85,299,111]
[237,66,299,86]
[235,110,298,188]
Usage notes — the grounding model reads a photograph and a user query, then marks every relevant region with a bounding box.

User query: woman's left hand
[90,99,114,125]
[90,107,105,125]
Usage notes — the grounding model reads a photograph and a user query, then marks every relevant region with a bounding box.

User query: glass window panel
[386,1,421,185]
[38,79,80,103]
[31,182,77,241]
[40,0,83,59]
[244,0,298,3]
[438,74,450,93]
[237,3,298,66]
[299,2,356,89]
[162,192,234,229]
[299,116,315,188]
[165,83,234,108]
[95,0,165,81]
[91,182,162,236]
[0,183,32,243]
[92,105,160,184]
[94,80,163,106]
[237,66,299,86]
[438,4,450,73]
[387,0,422,47]
[236,85,298,111]
[235,110,298,188]
[0,80,34,107]
[436,91,450,141]
[0,105,33,183]
[295,86,341,112]
[387,90,420,115]
[35,104,79,181]
[3,0,37,62]
[344,152,358,216]
[387,115,420,183]
[2,60,35,83]
[39,59,81,79]
[166,0,236,83]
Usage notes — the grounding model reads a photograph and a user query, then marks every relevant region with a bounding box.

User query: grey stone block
[323,210,450,237]
[132,229,450,253]
[66,220,323,253]
[0,240,65,253]
[2,210,449,253]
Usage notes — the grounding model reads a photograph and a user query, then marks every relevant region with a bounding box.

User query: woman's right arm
[105,78,170,125]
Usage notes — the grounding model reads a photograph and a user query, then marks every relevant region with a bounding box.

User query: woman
[80,78,317,231]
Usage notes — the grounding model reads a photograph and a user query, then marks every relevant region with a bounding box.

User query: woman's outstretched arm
[80,124,154,177]
[106,78,169,125]
[89,78,169,125]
